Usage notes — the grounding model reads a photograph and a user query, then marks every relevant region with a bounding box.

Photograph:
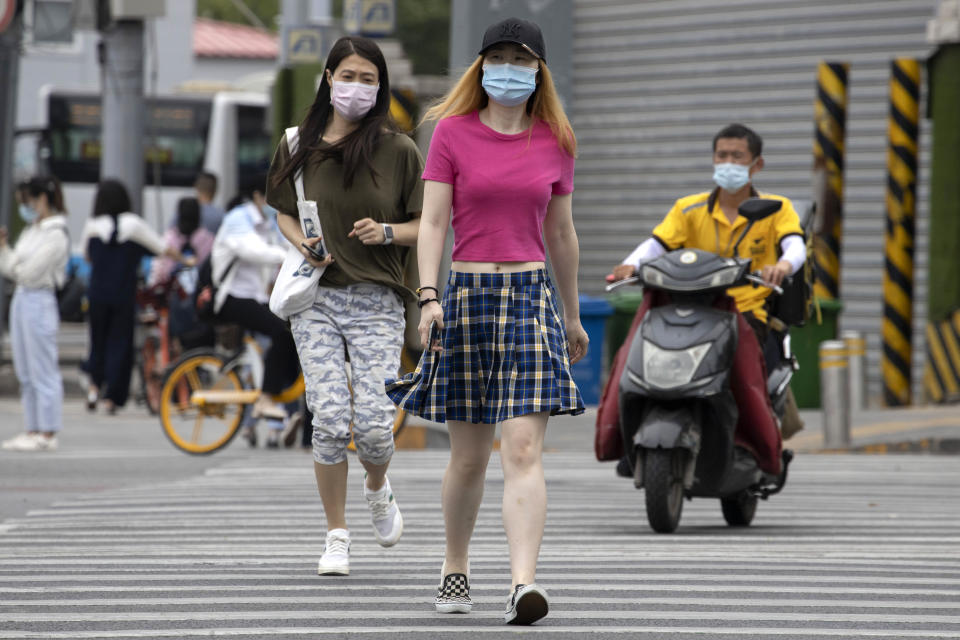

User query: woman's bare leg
[499,412,548,587]
[441,421,496,575]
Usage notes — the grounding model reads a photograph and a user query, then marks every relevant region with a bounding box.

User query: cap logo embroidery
[500,22,521,38]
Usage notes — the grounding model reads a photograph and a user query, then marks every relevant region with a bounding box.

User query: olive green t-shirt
[265,131,424,301]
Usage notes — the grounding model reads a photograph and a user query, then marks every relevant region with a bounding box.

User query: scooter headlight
[642,340,711,388]
[641,265,665,288]
[709,265,741,288]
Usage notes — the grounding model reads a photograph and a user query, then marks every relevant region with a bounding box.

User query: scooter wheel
[720,491,758,526]
[644,449,684,533]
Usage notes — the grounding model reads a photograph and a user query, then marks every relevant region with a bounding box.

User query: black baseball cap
[479,17,546,61]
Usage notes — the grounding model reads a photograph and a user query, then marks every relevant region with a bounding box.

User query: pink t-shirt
[422,111,574,262]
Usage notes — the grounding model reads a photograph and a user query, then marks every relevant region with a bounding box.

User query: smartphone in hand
[428,320,442,351]
[301,242,326,261]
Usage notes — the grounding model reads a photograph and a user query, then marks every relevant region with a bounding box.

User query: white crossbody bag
[268,127,328,320]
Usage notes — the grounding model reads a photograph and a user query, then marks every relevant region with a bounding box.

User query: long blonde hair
[422,56,576,156]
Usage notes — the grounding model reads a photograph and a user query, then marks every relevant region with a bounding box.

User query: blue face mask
[18,203,38,224]
[481,63,538,107]
[713,162,753,193]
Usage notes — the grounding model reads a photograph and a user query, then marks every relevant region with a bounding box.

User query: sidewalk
[410,403,960,455]
[2,323,958,455]
[790,405,960,454]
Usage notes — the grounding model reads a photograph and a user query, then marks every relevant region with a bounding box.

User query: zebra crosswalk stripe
[2,451,959,639]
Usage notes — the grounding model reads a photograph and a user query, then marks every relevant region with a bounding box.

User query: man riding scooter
[606,123,807,477]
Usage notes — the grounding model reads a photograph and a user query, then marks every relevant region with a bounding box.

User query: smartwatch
[381,224,394,245]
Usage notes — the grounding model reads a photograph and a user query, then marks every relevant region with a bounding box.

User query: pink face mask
[330,81,380,121]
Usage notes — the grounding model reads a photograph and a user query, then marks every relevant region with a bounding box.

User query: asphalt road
[2,399,959,639]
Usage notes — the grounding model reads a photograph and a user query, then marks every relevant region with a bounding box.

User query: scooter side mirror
[738,198,782,223]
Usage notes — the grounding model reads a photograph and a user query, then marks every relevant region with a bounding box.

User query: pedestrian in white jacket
[0,176,70,452]
[212,182,299,445]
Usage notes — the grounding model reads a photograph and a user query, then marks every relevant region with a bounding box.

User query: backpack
[53,227,87,322]
[769,200,815,327]
[193,254,221,322]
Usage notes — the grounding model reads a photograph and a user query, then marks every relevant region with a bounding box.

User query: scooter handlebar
[604,266,789,294]
[605,275,641,292]
[746,272,784,295]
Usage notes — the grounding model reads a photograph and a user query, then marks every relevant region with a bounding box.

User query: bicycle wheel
[159,349,246,455]
[141,334,162,416]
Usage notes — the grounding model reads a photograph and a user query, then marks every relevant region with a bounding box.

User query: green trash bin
[789,298,844,409]
[605,289,646,370]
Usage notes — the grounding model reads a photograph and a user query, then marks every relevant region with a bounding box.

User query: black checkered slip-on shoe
[435,573,472,613]
[504,583,549,625]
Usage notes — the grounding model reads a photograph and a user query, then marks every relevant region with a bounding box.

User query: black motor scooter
[608,198,794,533]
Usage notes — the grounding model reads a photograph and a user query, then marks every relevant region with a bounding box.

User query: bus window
[47,94,100,184]
[145,101,212,186]
[236,104,271,190]
[46,93,213,187]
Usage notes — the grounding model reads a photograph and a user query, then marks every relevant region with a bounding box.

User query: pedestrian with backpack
[149,197,215,351]
[82,179,191,414]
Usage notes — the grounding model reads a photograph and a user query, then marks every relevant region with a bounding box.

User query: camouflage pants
[290,283,405,466]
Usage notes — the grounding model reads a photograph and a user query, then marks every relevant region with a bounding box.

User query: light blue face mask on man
[18,204,38,224]
[481,63,538,107]
[712,162,754,193]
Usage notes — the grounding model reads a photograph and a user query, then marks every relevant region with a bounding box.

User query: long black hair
[271,36,395,191]
[92,179,132,243]
[175,197,201,253]
[27,175,65,213]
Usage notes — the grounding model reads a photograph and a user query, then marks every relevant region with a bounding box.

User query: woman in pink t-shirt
[385,17,587,626]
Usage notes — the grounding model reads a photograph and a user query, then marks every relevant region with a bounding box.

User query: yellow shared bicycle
[158,332,412,455]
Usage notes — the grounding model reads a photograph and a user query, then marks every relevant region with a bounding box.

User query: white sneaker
[363,475,403,547]
[318,529,350,576]
[252,396,286,420]
[2,433,57,452]
[2,433,36,450]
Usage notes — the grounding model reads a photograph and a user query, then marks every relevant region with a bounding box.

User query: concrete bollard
[842,330,866,411]
[820,340,850,448]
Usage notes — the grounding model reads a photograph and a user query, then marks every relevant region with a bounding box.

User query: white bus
[21,88,272,239]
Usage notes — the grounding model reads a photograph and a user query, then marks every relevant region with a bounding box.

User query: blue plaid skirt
[385,270,585,424]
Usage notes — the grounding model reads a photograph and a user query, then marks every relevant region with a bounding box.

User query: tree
[196,0,280,30]
[394,0,450,76]
[198,0,451,76]
[332,0,451,76]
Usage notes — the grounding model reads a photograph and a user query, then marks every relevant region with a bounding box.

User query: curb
[811,438,960,455]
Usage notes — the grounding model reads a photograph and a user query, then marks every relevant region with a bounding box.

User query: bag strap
[285,126,306,202]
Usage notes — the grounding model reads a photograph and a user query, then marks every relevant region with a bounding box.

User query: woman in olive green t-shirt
[266,35,423,577]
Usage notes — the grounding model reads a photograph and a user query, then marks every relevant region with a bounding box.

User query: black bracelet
[417,298,440,309]
[416,286,438,296]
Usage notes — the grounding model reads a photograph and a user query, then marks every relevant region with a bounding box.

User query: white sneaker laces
[325,536,349,556]
[369,495,393,520]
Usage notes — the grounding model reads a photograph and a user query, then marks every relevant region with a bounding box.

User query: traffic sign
[286,27,325,64]
[344,0,395,37]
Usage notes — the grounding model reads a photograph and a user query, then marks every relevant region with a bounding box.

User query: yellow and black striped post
[924,310,960,404]
[389,88,417,133]
[812,61,849,301]
[882,59,920,407]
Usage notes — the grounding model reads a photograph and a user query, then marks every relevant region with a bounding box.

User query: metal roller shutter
[572,0,938,404]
